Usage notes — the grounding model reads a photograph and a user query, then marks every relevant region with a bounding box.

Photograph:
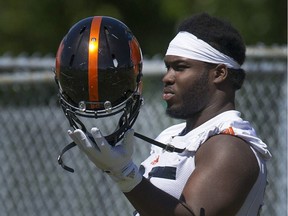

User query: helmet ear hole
[55,16,143,144]
[69,54,75,67]
[79,26,86,34]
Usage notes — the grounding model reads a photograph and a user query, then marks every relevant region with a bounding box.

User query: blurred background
[0,0,287,215]
[0,0,287,56]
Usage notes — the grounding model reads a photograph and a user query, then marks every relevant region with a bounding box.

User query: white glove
[68,127,142,192]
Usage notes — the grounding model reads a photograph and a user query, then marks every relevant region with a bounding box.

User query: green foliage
[0,0,286,56]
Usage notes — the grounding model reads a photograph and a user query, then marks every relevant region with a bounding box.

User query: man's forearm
[124,177,195,216]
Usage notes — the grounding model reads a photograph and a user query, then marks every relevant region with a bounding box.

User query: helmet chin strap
[57,109,90,173]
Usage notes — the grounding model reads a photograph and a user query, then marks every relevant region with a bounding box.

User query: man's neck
[184,103,235,135]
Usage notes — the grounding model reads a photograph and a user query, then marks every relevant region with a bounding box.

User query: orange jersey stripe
[221,126,235,135]
[88,16,102,102]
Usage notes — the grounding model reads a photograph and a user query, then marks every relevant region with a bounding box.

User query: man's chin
[166,108,186,120]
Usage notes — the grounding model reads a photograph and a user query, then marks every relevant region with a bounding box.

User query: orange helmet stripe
[129,37,142,75]
[88,16,102,102]
[55,39,64,80]
[129,37,143,93]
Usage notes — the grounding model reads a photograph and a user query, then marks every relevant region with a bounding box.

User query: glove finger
[68,129,77,142]
[68,129,87,154]
[122,129,135,155]
[68,129,108,170]
[68,129,94,150]
[68,129,85,144]
[91,127,111,154]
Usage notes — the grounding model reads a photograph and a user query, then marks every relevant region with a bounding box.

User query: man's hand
[68,128,142,192]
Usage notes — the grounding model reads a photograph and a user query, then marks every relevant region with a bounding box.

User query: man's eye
[174,65,188,71]
[165,63,189,72]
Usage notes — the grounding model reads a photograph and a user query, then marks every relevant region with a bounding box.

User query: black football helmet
[55,16,143,145]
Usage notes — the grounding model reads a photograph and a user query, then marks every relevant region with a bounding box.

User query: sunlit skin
[125,55,259,216]
[163,56,212,120]
[162,55,235,132]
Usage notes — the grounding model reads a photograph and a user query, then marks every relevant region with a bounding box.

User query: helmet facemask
[58,80,143,145]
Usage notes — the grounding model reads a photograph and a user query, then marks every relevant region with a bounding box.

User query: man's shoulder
[196,134,259,174]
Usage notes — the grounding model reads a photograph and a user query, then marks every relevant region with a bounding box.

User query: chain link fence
[0,46,287,216]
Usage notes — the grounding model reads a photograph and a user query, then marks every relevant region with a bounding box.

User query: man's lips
[162,87,175,101]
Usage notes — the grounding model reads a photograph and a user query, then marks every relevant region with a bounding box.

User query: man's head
[175,13,246,90]
[177,13,245,66]
[163,13,246,120]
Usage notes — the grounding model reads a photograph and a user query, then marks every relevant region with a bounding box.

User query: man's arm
[125,134,259,216]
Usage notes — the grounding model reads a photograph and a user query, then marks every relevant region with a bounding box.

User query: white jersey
[139,110,272,215]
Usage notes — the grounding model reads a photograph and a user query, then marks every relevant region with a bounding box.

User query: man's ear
[213,64,228,84]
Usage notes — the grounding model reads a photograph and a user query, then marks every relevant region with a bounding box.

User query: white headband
[165,31,241,69]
